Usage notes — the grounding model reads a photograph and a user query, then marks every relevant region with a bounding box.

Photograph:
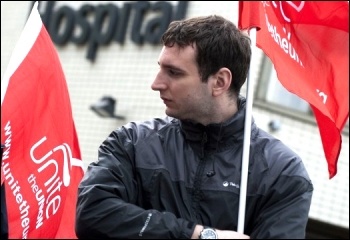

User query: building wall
[1,1,349,229]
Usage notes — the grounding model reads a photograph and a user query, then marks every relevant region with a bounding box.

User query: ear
[211,67,232,97]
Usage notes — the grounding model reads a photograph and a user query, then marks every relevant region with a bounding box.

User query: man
[75,15,313,239]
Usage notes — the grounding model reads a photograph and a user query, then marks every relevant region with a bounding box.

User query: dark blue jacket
[76,97,313,239]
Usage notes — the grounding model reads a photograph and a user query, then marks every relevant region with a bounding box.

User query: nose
[151,72,167,91]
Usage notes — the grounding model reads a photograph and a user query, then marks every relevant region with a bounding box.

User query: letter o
[50,6,75,46]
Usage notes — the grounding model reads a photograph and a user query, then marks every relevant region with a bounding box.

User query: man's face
[151,44,214,123]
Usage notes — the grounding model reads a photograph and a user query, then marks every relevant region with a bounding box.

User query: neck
[200,97,238,126]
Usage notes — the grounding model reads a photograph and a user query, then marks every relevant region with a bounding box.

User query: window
[255,55,312,116]
[254,55,349,135]
[265,66,310,113]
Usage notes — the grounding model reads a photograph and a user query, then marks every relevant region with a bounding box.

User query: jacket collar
[180,96,251,152]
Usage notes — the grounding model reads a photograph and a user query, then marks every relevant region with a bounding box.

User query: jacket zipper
[192,131,208,221]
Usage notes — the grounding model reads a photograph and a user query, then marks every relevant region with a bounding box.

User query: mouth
[161,97,171,105]
[161,96,170,101]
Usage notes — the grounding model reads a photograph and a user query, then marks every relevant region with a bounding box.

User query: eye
[169,69,177,75]
[168,69,181,77]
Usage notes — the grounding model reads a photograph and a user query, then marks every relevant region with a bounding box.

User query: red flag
[238,1,349,179]
[1,2,84,238]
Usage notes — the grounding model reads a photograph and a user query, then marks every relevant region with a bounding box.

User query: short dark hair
[161,15,251,97]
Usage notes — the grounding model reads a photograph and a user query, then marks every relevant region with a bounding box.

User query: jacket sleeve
[249,156,314,239]
[75,128,195,239]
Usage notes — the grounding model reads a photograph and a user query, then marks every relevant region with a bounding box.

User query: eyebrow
[158,62,184,72]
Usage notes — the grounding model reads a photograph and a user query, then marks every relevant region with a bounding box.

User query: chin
[165,109,177,118]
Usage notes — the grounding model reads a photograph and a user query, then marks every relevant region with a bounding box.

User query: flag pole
[237,27,257,234]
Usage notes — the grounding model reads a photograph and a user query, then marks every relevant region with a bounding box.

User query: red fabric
[1,4,84,239]
[238,1,349,179]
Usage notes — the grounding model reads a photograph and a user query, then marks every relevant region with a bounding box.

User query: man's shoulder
[251,127,310,178]
[252,126,298,157]
[118,116,179,138]
[126,116,177,129]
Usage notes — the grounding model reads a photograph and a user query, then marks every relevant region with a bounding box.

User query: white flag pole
[237,27,257,234]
